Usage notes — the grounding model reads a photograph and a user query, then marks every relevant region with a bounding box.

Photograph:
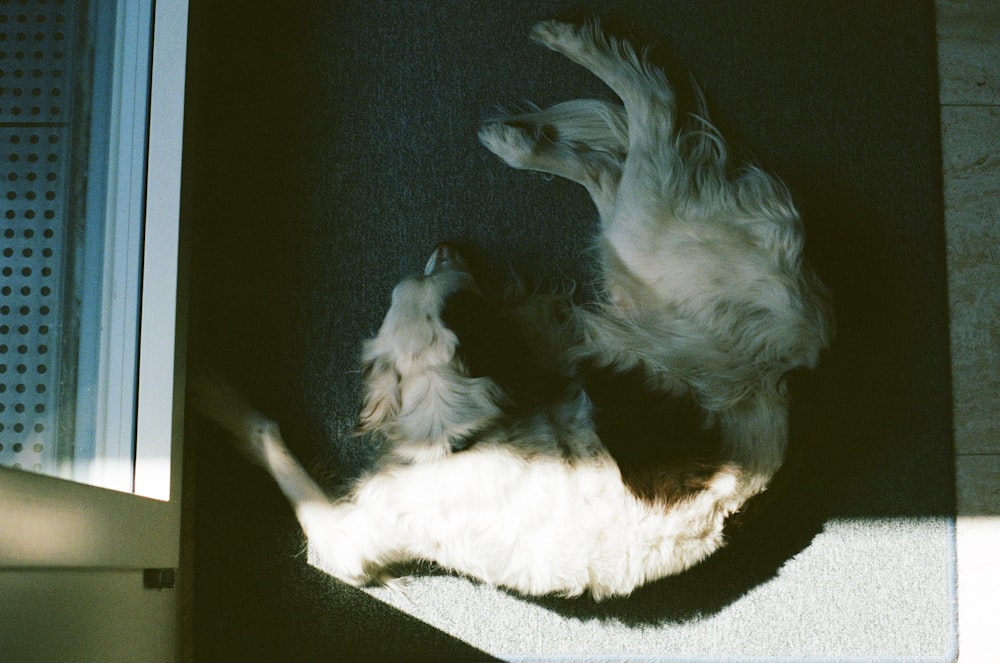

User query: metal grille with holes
[0,1,81,474]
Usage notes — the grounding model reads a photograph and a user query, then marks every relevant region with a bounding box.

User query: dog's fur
[191,21,832,600]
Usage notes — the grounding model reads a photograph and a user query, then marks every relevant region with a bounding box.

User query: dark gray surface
[183,2,954,660]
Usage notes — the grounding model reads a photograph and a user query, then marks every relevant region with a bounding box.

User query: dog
[191,20,832,601]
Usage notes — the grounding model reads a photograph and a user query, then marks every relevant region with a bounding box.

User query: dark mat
[182,1,954,660]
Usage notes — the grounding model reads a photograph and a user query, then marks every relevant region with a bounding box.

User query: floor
[177,5,994,660]
[937,0,1000,661]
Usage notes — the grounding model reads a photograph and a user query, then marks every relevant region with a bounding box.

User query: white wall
[0,570,176,662]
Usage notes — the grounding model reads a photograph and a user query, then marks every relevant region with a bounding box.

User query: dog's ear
[356,355,401,434]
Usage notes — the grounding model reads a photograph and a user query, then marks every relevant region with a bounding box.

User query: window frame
[0,0,189,569]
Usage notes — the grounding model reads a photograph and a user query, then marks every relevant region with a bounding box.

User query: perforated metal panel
[0,1,82,474]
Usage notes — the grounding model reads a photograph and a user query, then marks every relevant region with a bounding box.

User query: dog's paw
[530,20,586,53]
[478,121,538,169]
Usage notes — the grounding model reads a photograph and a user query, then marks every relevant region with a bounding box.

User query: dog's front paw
[478,120,539,169]
[530,20,587,53]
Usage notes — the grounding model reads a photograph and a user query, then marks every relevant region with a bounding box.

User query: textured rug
[185,1,956,660]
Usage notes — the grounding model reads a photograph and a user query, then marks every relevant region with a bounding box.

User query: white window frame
[0,0,188,568]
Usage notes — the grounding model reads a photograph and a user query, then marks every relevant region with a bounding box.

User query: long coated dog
[192,20,832,600]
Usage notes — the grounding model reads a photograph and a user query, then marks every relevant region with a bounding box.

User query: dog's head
[356,243,508,462]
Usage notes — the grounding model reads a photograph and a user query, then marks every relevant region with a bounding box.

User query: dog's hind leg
[479,99,626,222]
[189,373,402,586]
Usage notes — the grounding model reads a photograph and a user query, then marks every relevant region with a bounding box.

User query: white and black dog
[192,21,832,600]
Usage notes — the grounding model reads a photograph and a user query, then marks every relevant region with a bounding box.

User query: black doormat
[184,1,954,660]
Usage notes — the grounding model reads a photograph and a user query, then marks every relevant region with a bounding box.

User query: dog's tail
[188,371,336,535]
